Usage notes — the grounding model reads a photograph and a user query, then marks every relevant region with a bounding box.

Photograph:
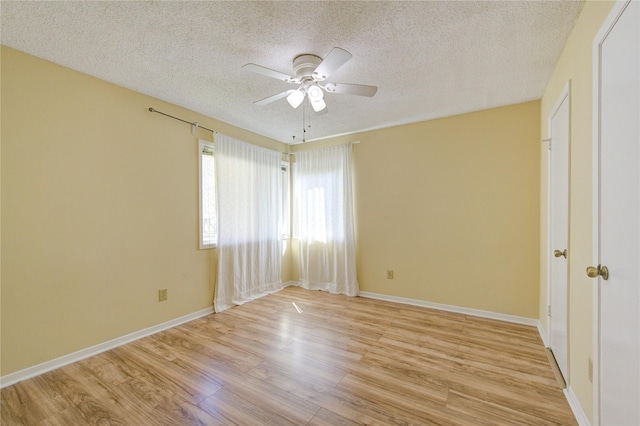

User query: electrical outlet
[387,270,394,279]
[588,357,593,383]
[158,288,168,302]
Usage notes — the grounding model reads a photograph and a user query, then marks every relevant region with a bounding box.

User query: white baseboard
[536,322,589,425]
[0,306,214,389]
[358,291,538,326]
[537,321,550,347]
[564,386,591,426]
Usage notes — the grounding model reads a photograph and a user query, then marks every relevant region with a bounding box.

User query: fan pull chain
[302,99,308,143]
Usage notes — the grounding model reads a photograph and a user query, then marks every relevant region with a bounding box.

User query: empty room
[1,1,638,425]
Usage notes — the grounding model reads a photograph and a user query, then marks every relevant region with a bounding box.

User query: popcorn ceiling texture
[1,1,584,143]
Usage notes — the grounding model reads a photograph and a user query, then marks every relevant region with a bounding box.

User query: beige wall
[0,46,289,375]
[294,101,541,318]
[539,1,615,422]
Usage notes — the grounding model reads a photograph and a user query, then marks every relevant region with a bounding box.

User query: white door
[593,1,640,425]
[548,87,570,382]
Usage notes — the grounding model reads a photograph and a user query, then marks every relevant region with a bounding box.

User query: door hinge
[548,305,551,316]
[544,138,552,151]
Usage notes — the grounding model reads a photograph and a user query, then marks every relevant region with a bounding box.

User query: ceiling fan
[243,47,377,113]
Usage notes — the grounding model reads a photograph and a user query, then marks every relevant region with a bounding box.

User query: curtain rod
[148,107,215,134]
[149,107,354,156]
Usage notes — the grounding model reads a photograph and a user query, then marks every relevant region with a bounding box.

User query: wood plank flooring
[1,287,577,425]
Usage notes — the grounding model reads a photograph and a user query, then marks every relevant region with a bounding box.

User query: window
[292,145,354,244]
[280,161,290,239]
[199,140,217,248]
[294,171,344,243]
[199,140,290,248]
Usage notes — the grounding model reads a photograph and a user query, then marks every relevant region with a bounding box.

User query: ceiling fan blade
[253,89,294,106]
[243,63,297,83]
[312,47,352,80]
[323,82,378,97]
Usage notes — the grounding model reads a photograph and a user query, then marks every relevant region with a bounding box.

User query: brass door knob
[587,264,609,280]
[554,249,567,258]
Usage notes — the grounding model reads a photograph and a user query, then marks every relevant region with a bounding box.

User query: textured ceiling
[1,1,584,144]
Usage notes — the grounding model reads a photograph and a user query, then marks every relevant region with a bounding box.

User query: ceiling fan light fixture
[307,84,324,102]
[311,98,327,112]
[286,89,305,109]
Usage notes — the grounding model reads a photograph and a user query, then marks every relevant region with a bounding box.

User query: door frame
[546,81,571,362]
[591,1,633,423]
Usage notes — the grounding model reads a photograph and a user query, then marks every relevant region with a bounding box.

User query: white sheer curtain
[214,133,283,312]
[293,143,359,296]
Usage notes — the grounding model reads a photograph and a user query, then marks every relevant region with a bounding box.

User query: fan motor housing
[293,54,322,77]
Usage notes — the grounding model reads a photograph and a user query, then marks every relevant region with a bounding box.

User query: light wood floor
[1,286,577,425]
